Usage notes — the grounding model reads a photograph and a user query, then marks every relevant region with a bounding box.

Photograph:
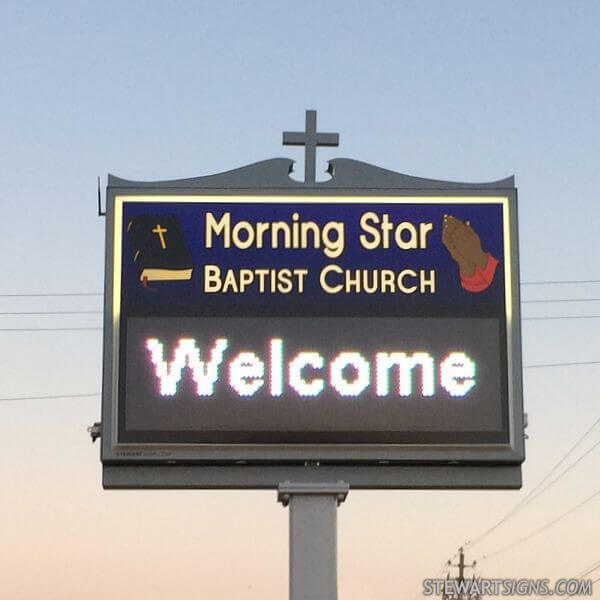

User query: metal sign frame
[101,157,523,489]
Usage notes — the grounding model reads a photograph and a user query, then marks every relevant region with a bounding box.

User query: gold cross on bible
[152,224,168,249]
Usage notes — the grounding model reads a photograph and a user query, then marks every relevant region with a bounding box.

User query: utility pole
[442,547,480,600]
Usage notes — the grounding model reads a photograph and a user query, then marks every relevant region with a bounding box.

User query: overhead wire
[525,360,600,368]
[0,393,100,403]
[0,310,102,315]
[499,438,600,515]
[0,278,597,299]
[482,488,600,560]
[0,315,588,321]
[575,558,600,579]
[522,298,600,303]
[1,296,600,305]
[0,323,597,368]
[0,327,102,331]
[0,292,103,297]
[465,414,600,549]
[523,315,600,321]
[1,317,597,323]
[521,279,600,285]
[2,296,600,304]
[1,365,600,403]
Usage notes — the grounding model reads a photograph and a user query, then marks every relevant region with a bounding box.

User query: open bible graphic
[441,215,499,293]
[127,215,194,285]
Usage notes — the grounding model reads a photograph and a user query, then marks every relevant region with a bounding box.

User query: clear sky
[1,1,600,598]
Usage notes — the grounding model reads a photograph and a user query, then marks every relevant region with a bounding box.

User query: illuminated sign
[102,189,522,475]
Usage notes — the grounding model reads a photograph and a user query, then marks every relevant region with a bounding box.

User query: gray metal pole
[278,481,349,600]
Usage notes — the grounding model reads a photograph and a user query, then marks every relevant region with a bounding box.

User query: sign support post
[278,481,349,600]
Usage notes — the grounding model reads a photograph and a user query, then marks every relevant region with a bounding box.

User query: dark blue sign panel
[110,195,516,450]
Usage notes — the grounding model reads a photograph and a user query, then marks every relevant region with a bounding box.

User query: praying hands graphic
[441,215,499,293]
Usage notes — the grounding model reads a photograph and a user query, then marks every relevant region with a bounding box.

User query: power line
[0,292,103,297]
[2,318,600,330]
[0,324,597,369]
[3,316,594,323]
[522,298,600,303]
[4,313,600,322]
[465,414,600,549]
[0,393,100,402]
[483,487,600,560]
[502,438,600,515]
[0,327,102,332]
[0,310,102,315]
[525,360,600,369]
[0,280,597,298]
[523,315,600,321]
[575,558,600,579]
[521,280,600,285]
[1,295,600,304]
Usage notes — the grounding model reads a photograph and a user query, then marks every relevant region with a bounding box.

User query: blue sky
[1,2,600,598]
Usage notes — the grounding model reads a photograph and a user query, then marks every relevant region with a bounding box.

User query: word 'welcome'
[145,338,476,399]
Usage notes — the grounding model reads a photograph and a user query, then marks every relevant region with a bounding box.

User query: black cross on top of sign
[283,110,339,184]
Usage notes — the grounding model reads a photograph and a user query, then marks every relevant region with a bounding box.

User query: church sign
[100,112,524,489]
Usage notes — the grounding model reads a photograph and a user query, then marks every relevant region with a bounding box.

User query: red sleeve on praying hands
[460,253,499,293]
